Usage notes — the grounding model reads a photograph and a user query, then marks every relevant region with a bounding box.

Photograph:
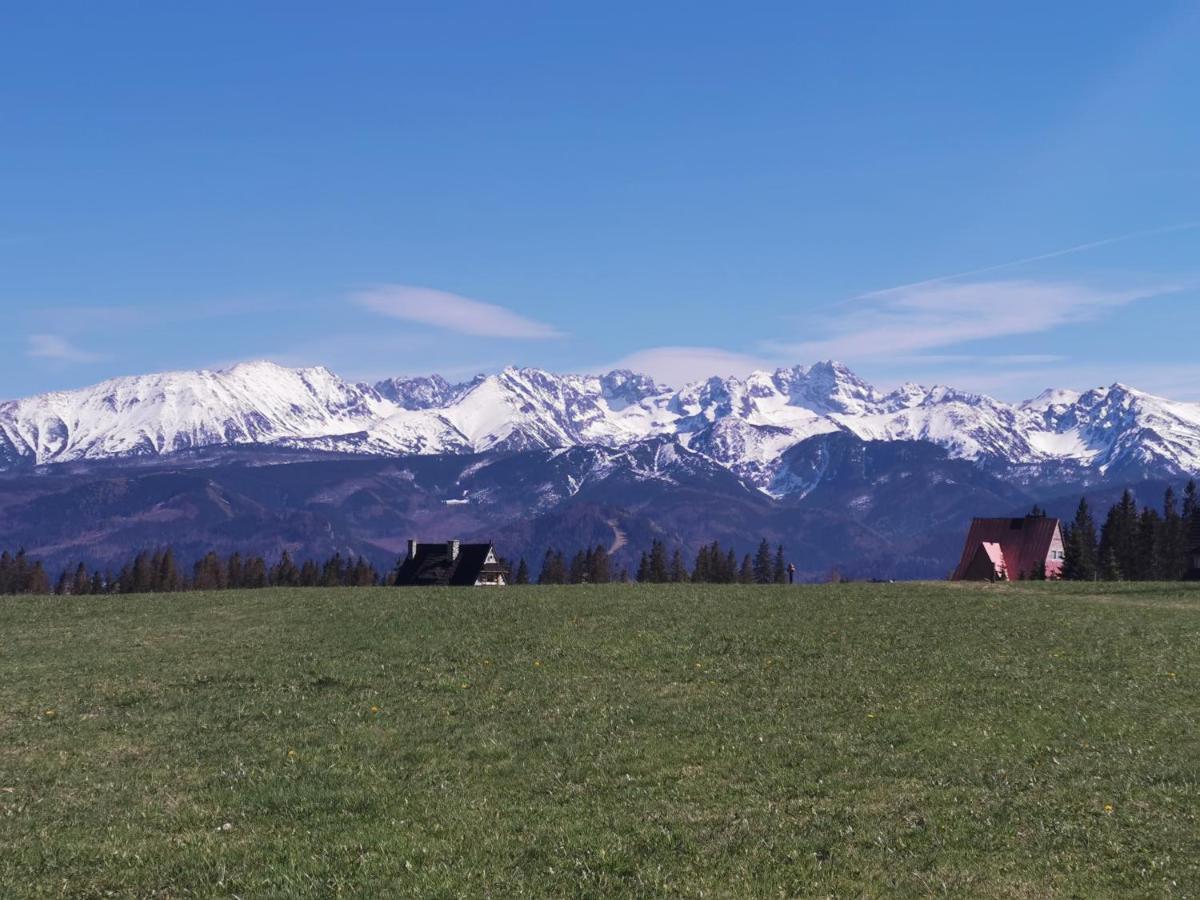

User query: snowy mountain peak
[776,360,883,415]
[374,374,474,410]
[1023,387,1083,412]
[3,360,1199,489]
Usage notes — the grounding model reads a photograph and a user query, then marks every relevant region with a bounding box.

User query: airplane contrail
[858,220,1200,299]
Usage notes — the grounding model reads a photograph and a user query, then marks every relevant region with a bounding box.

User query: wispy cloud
[858,222,1200,300]
[769,279,1175,361]
[351,285,564,339]
[26,334,106,364]
[602,346,779,386]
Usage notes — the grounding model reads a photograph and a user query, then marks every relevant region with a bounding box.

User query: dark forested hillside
[0,434,1061,582]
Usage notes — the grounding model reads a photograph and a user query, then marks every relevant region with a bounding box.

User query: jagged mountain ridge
[3,359,1200,490]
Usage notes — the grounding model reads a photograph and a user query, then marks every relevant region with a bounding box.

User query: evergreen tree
[270,550,299,587]
[739,554,754,584]
[668,549,687,583]
[648,540,668,583]
[227,552,244,590]
[158,548,180,592]
[27,561,51,595]
[773,545,787,584]
[54,568,71,595]
[753,539,773,585]
[14,550,29,593]
[635,551,651,583]
[1061,497,1098,581]
[72,562,91,596]
[538,549,556,585]
[321,553,346,587]
[1099,542,1122,582]
[351,557,375,586]
[514,558,530,585]
[131,551,154,594]
[702,541,727,583]
[1134,507,1163,581]
[724,549,738,584]
[538,549,567,585]
[194,551,228,591]
[1098,490,1138,580]
[244,557,268,589]
[1160,487,1188,581]
[589,545,612,584]
[1183,479,1199,523]
[692,545,711,583]
[568,550,588,584]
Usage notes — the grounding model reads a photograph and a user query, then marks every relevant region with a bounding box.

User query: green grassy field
[1,582,1198,898]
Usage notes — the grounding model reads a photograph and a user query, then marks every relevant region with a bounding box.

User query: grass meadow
[1,582,1198,898]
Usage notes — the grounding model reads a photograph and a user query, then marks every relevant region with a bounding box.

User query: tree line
[0,548,386,596]
[1060,479,1200,581]
[524,538,790,585]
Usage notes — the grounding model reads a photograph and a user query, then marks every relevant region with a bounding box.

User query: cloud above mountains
[26,334,105,364]
[352,285,564,339]
[768,279,1172,361]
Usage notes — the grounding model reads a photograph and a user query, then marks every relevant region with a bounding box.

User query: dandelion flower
[533,660,542,667]
[370,705,380,714]
[1103,804,1114,815]
[44,709,56,718]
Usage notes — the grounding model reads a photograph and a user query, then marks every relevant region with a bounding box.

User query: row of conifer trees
[524,538,789,585]
[0,548,386,596]
[2,539,791,594]
[8,479,1194,594]
[1059,479,1200,581]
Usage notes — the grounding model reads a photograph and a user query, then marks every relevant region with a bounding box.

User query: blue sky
[2,1,1199,401]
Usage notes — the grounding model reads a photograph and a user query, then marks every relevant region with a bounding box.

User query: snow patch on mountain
[3,359,1199,492]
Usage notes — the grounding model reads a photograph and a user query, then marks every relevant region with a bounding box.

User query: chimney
[407,539,417,559]
[448,540,460,561]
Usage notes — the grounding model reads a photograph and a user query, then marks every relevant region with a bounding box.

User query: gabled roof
[394,542,505,586]
[952,515,1062,581]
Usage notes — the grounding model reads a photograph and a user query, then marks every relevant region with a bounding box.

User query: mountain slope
[3,360,1200,489]
[0,435,1037,581]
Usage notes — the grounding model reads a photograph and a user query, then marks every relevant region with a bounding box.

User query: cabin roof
[394,542,504,586]
[952,515,1061,580]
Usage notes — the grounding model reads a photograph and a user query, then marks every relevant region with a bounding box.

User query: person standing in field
[787,563,796,584]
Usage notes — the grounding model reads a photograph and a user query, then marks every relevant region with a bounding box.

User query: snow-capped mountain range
[3,360,1199,493]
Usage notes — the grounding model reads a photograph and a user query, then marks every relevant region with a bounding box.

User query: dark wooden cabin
[393,540,508,587]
